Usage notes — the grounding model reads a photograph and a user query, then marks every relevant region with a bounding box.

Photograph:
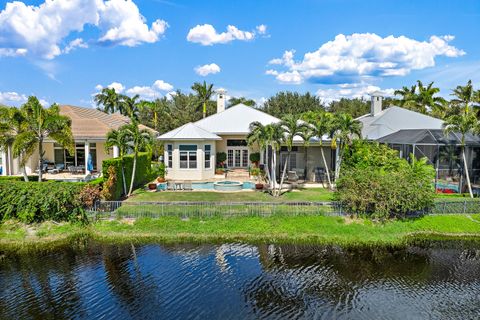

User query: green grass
[128,188,334,202]
[2,214,480,252]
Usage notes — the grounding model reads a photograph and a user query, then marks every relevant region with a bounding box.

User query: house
[158,91,336,182]
[0,105,156,177]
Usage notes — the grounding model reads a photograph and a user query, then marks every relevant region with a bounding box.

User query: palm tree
[0,106,35,181]
[118,94,141,121]
[416,81,447,118]
[228,97,256,107]
[105,128,130,195]
[14,97,74,182]
[119,123,153,196]
[265,123,284,196]
[247,121,272,185]
[278,114,308,194]
[302,111,334,189]
[191,81,214,118]
[443,80,478,198]
[331,113,362,181]
[394,85,417,109]
[94,88,120,114]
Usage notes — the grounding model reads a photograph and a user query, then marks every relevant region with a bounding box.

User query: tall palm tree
[416,81,447,118]
[247,121,271,185]
[14,97,74,182]
[94,88,120,114]
[278,114,308,194]
[331,113,362,181]
[119,123,153,196]
[444,80,478,198]
[0,106,35,181]
[265,123,284,196]
[394,85,417,109]
[118,94,141,121]
[302,111,334,189]
[191,81,214,118]
[105,128,130,195]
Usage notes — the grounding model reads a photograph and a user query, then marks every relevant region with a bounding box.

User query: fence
[88,200,480,220]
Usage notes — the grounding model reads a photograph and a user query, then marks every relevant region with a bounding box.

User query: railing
[87,200,480,220]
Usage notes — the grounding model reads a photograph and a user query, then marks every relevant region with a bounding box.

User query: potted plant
[155,162,166,182]
[148,183,157,190]
[250,167,264,190]
[249,152,260,167]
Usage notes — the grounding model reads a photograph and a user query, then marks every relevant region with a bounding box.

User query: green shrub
[0,181,86,223]
[249,152,260,163]
[335,141,435,219]
[102,152,152,200]
[216,152,227,164]
[0,175,39,182]
[151,162,166,179]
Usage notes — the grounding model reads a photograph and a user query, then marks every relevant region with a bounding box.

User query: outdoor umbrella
[87,153,94,172]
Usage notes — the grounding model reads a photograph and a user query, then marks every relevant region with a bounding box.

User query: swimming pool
[192,181,255,190]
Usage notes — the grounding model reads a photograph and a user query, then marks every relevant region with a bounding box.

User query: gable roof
[357,106,444,140]
[194,103,281,135]
[158,122,221,141]
[59,105,157,140]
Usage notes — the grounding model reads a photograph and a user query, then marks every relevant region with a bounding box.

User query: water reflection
[1,241,479,319]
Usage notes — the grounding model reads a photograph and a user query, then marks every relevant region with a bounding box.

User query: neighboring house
[0,105,156,177]
[158,92,336,181]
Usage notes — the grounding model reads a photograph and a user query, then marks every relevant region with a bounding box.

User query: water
[1,241,480,319]
[192,181,255,190]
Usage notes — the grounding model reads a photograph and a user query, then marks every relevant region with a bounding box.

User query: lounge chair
[167,181,175,191]
[183,181,193,191]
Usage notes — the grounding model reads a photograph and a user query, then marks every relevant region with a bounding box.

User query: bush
[335,141,435,219]
[101,166,117,201]
[216,152,226,164]
[250,152,260,164]
[0,181,87,223]
[151,162,166,179]
[0,175,39,182]
[102,152,152,200]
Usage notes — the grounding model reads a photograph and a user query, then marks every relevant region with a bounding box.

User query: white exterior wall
[164,140,216,181]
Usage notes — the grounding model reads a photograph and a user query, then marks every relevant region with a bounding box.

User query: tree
[104,128,130,195]
[394,81,446,118]
[331,113,362,181]
[228,97,256,107]
[14,97,74,182]
[394,84,418,109]
[0,106,35,181]
[247,121,272,185]
[277,114,308,195]
[443,80,479,198]
[302,111,334,189]
[94,88,120,114]
[262,92,324,118]
[118,123,153,196]
[191,81,214,118]
[327,98,370,118]
[118,94,141,121]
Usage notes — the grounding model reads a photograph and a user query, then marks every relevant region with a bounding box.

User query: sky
[0,0,479,108]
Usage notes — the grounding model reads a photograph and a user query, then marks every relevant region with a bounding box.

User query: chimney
[370,91,383,116]
[216,88,226,113]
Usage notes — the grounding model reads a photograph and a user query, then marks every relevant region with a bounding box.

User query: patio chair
[183,181,193,191]
[167,181,175,191]
[55,163,65,171]
[287,170,299,182]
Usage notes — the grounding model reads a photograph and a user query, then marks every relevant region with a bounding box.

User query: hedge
[0,175,39,182]
[102,152,152,200]
[0,181,86,223]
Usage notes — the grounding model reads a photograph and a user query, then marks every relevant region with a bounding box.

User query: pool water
[193,181,255,190]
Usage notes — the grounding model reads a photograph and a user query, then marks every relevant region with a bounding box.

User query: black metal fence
[87,200,480,220]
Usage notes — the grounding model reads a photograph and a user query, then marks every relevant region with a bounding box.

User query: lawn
[128,188,334,202]
[1,214,480,252]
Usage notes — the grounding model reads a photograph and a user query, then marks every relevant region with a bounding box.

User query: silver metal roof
[158,122,221,141]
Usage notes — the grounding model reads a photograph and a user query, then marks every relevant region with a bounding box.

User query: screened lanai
[377,129,480,193]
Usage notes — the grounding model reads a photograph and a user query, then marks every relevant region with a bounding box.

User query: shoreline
[1,214,480,253]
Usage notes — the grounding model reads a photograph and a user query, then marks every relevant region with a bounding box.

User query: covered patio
[378,129,480,193]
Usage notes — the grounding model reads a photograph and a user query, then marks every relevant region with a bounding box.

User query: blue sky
[0,0,479,107]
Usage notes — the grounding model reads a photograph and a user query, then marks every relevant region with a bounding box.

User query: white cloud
[0,0,168,59]
[95,79,174,100]
[63,38,88,54]
[316,84,395,103]
[95,82,125,93]
[0,91,49,107]
[195,63,221,76]
[187,24,265,45]
[153,80,174,91]
[267,33,465,85]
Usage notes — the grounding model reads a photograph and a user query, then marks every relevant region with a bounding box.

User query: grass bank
[1,214,480,252]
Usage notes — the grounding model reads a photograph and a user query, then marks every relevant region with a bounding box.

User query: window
[280,153,297,170]
[179,145,197,169]
[227,149,234,167]
[227,139,248,147]
[204,145,211,169]
[167,144,173,168]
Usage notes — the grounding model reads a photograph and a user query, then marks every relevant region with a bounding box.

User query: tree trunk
[272,146,277,196]
[128,148,138,196]
[462,146,473,198]
[334,144,343,182]
[38,139,43,182]
[22,161,29,182]
[320,146,333,190]
[121,158,127,196]
[203,102,206,119]
[264,146,272,186]
[278,151,290,196]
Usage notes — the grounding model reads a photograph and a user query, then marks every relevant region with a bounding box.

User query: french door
[227,148,249,168]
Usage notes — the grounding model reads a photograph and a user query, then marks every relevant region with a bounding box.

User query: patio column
[0,150,6,176]
[113,145,120,158]
[84,141,90,174]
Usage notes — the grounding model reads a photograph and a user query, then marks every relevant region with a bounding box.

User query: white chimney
[216,88,226,113]
[370,91,383,116]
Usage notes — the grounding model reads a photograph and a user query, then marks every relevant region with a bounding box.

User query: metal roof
[194,103,281,135]
[377,129,480,146]
[158,122,221,141]
[357,106,444,140]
